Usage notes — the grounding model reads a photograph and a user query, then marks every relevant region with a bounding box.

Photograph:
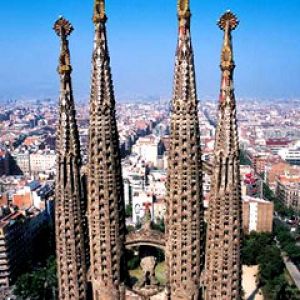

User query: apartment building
[276,175,300,211]
[243,196,274,233]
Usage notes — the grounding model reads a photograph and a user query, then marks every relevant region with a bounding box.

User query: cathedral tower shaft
[54,17,88,300]
[87,1,126,299]
[205,11,242,300]
[166,1,205,299]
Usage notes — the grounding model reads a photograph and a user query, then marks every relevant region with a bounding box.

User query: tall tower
[205,11,242,300]
[87,1,126,299]
[54,17,87,300]
[166,1,205,299]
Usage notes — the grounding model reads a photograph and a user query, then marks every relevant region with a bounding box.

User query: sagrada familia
[54,0,242,299]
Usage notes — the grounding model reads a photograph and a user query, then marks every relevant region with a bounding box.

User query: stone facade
[165,1,205,299]
[54,18,88,300]
[54,2,244,300]
[205,11,242,300]
[87,1,127,299]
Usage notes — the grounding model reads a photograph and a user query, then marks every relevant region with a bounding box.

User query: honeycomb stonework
[87,1,126,299]
[54,17,88,300]
[165,1,205,299]
[205,11,243,300]
[54,3,243,300]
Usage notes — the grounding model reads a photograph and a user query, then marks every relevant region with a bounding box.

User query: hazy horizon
[1,0,300,101]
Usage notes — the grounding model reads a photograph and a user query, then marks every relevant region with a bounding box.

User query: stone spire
[165,1,205,299]
[205,11,242,300]
[54,17,87,300]
[87,1,126,299]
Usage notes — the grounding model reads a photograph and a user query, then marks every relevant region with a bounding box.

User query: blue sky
[0,0,300,101]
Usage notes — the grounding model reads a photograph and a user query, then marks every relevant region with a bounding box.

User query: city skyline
[1,0,300,101]
[0,1,300,299]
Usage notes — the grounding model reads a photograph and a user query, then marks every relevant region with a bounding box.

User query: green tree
[126,225,135,233]
[239,150,252,165]
[126,249,140,270]
[262,275,286,300]
[263,277,300,300]
[241,232,273,265]
[285,244,300,263]
[152,218,165,233]
[125,204,133,218]
[263,183,275,201]
[14,256,57,299]
[258,246,284,286]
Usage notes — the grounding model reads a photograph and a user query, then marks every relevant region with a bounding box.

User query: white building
[132,135,161,166]
[146,170,167,197]
[30,151,56,173]
[278,140,300,165]
[12,151,31,174]
[12,150,56,175]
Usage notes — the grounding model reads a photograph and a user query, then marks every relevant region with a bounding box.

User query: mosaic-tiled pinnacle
[54,17,88,300]
[205,11,243,300]
[165,1,205,299]
[87,1,126,299]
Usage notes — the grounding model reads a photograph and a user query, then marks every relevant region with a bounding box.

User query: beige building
[12,151,56,175]
[266,162,300,191]
[243,196,274,234]
[132,135,162,167]
[30,152,56,174]
[276,176,300,211]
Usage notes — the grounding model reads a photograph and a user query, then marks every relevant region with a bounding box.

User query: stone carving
[125,228,165,251]
[165,1,205,299]
[87,1,127,299]
[54,3,243,300]
[137,256,159,288]
[125,204,165,251]
[53,17,88,300]
[205,11,243,300]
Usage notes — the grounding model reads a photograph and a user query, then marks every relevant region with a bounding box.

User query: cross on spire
[54,17,74,76]
[218,11,239,73]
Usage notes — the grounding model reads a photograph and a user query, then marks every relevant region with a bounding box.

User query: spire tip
[93,0,107,24]
[178,0,190,19]
[218,11,239,31]
[53,17,74,37]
